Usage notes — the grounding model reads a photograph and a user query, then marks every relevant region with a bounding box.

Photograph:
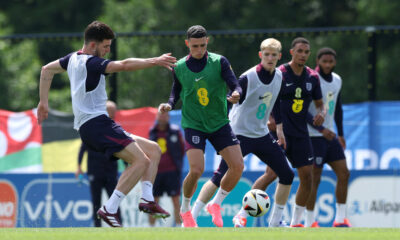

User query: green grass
[1,228,400,240]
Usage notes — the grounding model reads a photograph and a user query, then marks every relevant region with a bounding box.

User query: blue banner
[170,101,400,172]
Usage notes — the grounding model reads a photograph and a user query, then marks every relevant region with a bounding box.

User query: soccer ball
[242,189,271,217]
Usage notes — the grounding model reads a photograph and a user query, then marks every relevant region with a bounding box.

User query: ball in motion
[242,189,271,217]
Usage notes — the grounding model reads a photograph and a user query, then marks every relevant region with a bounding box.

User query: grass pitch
[1,227,399,240]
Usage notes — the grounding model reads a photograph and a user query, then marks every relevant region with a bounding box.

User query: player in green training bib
[159,25,243,228]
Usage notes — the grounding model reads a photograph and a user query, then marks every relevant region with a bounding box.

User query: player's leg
[171,195,182,226]
[286,136,313,227]
[191,159,227,220]
[105,173,122,227]
[165,170,182,226]
[305,166,323,227]
[252,166,278,190]
[148,172,164,226]
[97,141,150,227]
[180,148,204,227]
[90,176,103,227]
[180,128,207,227]
[325,137,350,227]
[253,134,294,227]
[191,179,218,220]
[207,144,243,227]
[127,134,170,218]
[205,125,243,227]
[81,116,157,227]
[330,159,350,227]
[305,137,326,227]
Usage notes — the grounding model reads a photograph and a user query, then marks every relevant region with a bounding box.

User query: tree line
[0,0,399,112]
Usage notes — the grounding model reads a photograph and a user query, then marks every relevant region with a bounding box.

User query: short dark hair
[84,21,115,44]
[187,25,207,39]
[291,37,310,48]
[317,47,337,59]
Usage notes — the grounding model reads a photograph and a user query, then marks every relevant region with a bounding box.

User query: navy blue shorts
[79,115,134,161]
[211,133,294,186]
[153,170,181,197]
[184,123,239,153]
[311,137,346,168]
[285,135,314,168]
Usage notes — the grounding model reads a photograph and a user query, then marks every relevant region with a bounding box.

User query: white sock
[290,204,306,226]
[181,196,192,213]
[104,190,125,214]
[210,188,229,205]
[305,210,315,227]
[269,204,285,227]
[238,208,249,218]
[335,203,347,223]
[141,181,154,202]
[191,199,206,219]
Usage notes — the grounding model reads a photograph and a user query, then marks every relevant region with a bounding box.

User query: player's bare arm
[276,123,286,149]
[105,53,176,73]
[313,99,326,126]
[338,136,346,149]
[227,90,240,104]
[37,60,66,125]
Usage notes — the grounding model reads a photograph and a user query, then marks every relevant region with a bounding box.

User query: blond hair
[260,38,282,52]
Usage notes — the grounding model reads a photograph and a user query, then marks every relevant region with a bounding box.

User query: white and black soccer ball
[242,189,271,217]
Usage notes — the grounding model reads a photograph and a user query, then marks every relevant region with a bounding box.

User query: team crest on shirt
[192,136,200,144]
[306,82,312,91]
[170,134,178,143]
[316,157,323,165]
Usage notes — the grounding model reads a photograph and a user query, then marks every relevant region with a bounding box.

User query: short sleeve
[59,53,74,70]
[86,56,111,75]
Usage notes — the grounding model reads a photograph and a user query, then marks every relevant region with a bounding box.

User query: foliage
[0,0,400,111]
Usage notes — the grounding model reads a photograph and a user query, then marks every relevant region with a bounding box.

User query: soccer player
[158,25,244,228]
[76,100,122,227]
[304,47,350,228]
[37,21,177,227]
[273,37,326,227]
[191,38,294,228]
[148,111,185,227]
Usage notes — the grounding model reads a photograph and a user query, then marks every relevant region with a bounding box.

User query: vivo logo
[23,197,92,221]
[20,178,93,227]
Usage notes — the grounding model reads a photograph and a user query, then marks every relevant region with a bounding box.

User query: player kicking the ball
[191,38,294,228]
[37,21,176,227]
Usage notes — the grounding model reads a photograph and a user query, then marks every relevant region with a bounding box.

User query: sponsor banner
[0,180,18,227]
[166,102,400,172]
[1,170,400,227]
[0,109,42,172]
[0,174,92,227]
[2,101,397,173]
[347,171,400,227]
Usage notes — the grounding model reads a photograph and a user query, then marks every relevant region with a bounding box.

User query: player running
[158,25,244,228]
[304,47,350,228]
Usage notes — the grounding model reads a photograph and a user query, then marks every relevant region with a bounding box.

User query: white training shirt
[308,72,342,137]
[229,66,282,138]
[63,52,110,130]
